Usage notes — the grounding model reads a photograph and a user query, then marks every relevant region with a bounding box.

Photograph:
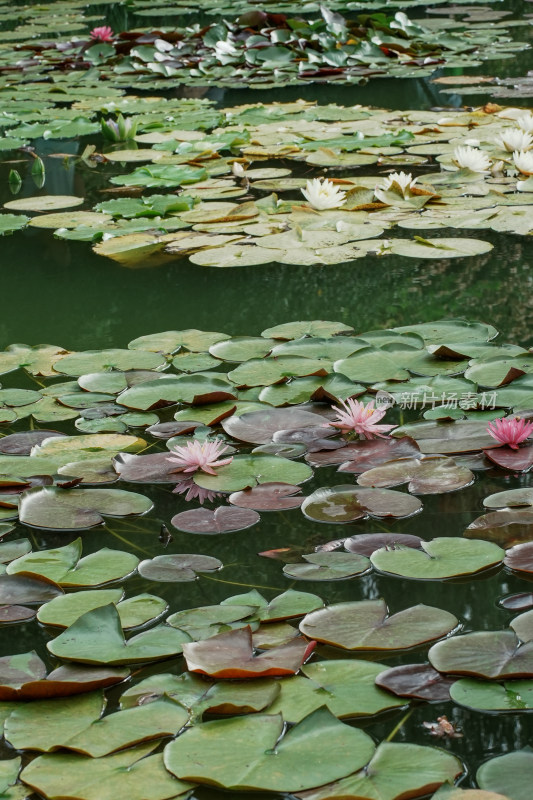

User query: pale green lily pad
[18,487,153,530]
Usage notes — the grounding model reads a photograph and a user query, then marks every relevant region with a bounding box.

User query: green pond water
[2,0,533,795]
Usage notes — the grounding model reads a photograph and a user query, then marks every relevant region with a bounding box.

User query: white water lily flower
[462,138,480,147]
[452,146,491,173]
[517,113,533,134]
[232,162,245,177]
[495,129,533,153]
[301,178,346,211]
[214,39,239,62]
[377,171,417,197]
[513,149,533,175]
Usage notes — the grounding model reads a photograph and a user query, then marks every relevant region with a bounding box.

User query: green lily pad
[283,551,370,581]
[357,456,474,494]
[370,538,504,580]
[429,630,533,678]
[294,742,463,800]
[4,195,84,212]
[301,485,422,523]
[170,506,260,534]
[261,321,354,339]
[38,590,167,630]
[21,745,194,800]
[450,678,533,711]
[18,487,153,530]
[477,751,533,800]
[54,349,166,376]
[300,599,458,651]
[118,375,237,409]
[194,453,312,492]
[389,236,493,259]
[0,214,29,235]
[266,659,405,723]
[164,706,376,792]
[48,604,190,665]
[7,539,139,587]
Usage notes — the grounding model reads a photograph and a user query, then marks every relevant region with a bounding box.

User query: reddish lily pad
[375,663,455,701]
[356,456,474,494]
[229,482,304,510]
[484,444,533,472]
[505,542,533,574]
[429,631,533,678]
[170,506,259,534]
[222,408,325,444]
[0,430,65,455]
[344,532,425,556]
[307,437,420,470]
[499,593,533,612]
[138,554,222,582]
[300,599,458,651]
[182,626,315,678]
[301,485,422,523]
[465,510,533,548]
[392,420,497,454]
[0,574,63,605]
[113,452,187,483]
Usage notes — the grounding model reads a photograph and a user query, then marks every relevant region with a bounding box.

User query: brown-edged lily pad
[0,430,65,455]
[484,444,533,472]
[170,506,259,534]
[299,599,458,651]
[182,626,315,678]
[392,420,497,454]
[301,485,422,523]
[307,437,420,470]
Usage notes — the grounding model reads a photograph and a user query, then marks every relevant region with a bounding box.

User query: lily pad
[283,551,370,581]
[301,485,422,523]
[164,706,375,792]
[300,599,458,651]
[370,537,504,580]
[193,454,312,492]
[450,677,533,711]
[477,751,533,800]
[18,487,153,530]
[182,626,315,678]
[357,456,474,494]
[375,663,455,701]
[429,630,533,678]
[4,195,84,212]
[47,604,190,665]
[138,554,222,582]
[222,408,326,444]
[170,506,259,534]
[229,483,304,510]
[21,745,194,800]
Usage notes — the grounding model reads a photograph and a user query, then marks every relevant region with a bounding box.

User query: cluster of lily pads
[6,100,533,266]
[7,7,529,90]
[0,318,530,797]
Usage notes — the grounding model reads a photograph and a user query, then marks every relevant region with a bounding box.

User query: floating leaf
[182,626,315,678]
[302,485,422,523]
[370,537,504,580]
[194,454,312,493]
[21,744,194,800]
[375,663,455,701]
[450,677,533,711]
[357,456,474,494]
[429,631,533,678]
[267,659,405,723]
[300,600,458,651]
[345,532,424,556]
[4,195,84,212]
[48,604,189,665]
[283,551,370,581]
[477,751,533,800]
[18,487,153,530]
[222,408,326,444]
[294,742,463,800]
[229,482,303,510]
[170,506,259,534]
[164,707,375,792]
[138,554,222,582]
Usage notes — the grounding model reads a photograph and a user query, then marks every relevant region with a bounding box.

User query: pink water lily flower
[167,439,233,476]
[90,26,114,42]
[327,397,396,439]
[173,478,221,504]
[487,416,533,449]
